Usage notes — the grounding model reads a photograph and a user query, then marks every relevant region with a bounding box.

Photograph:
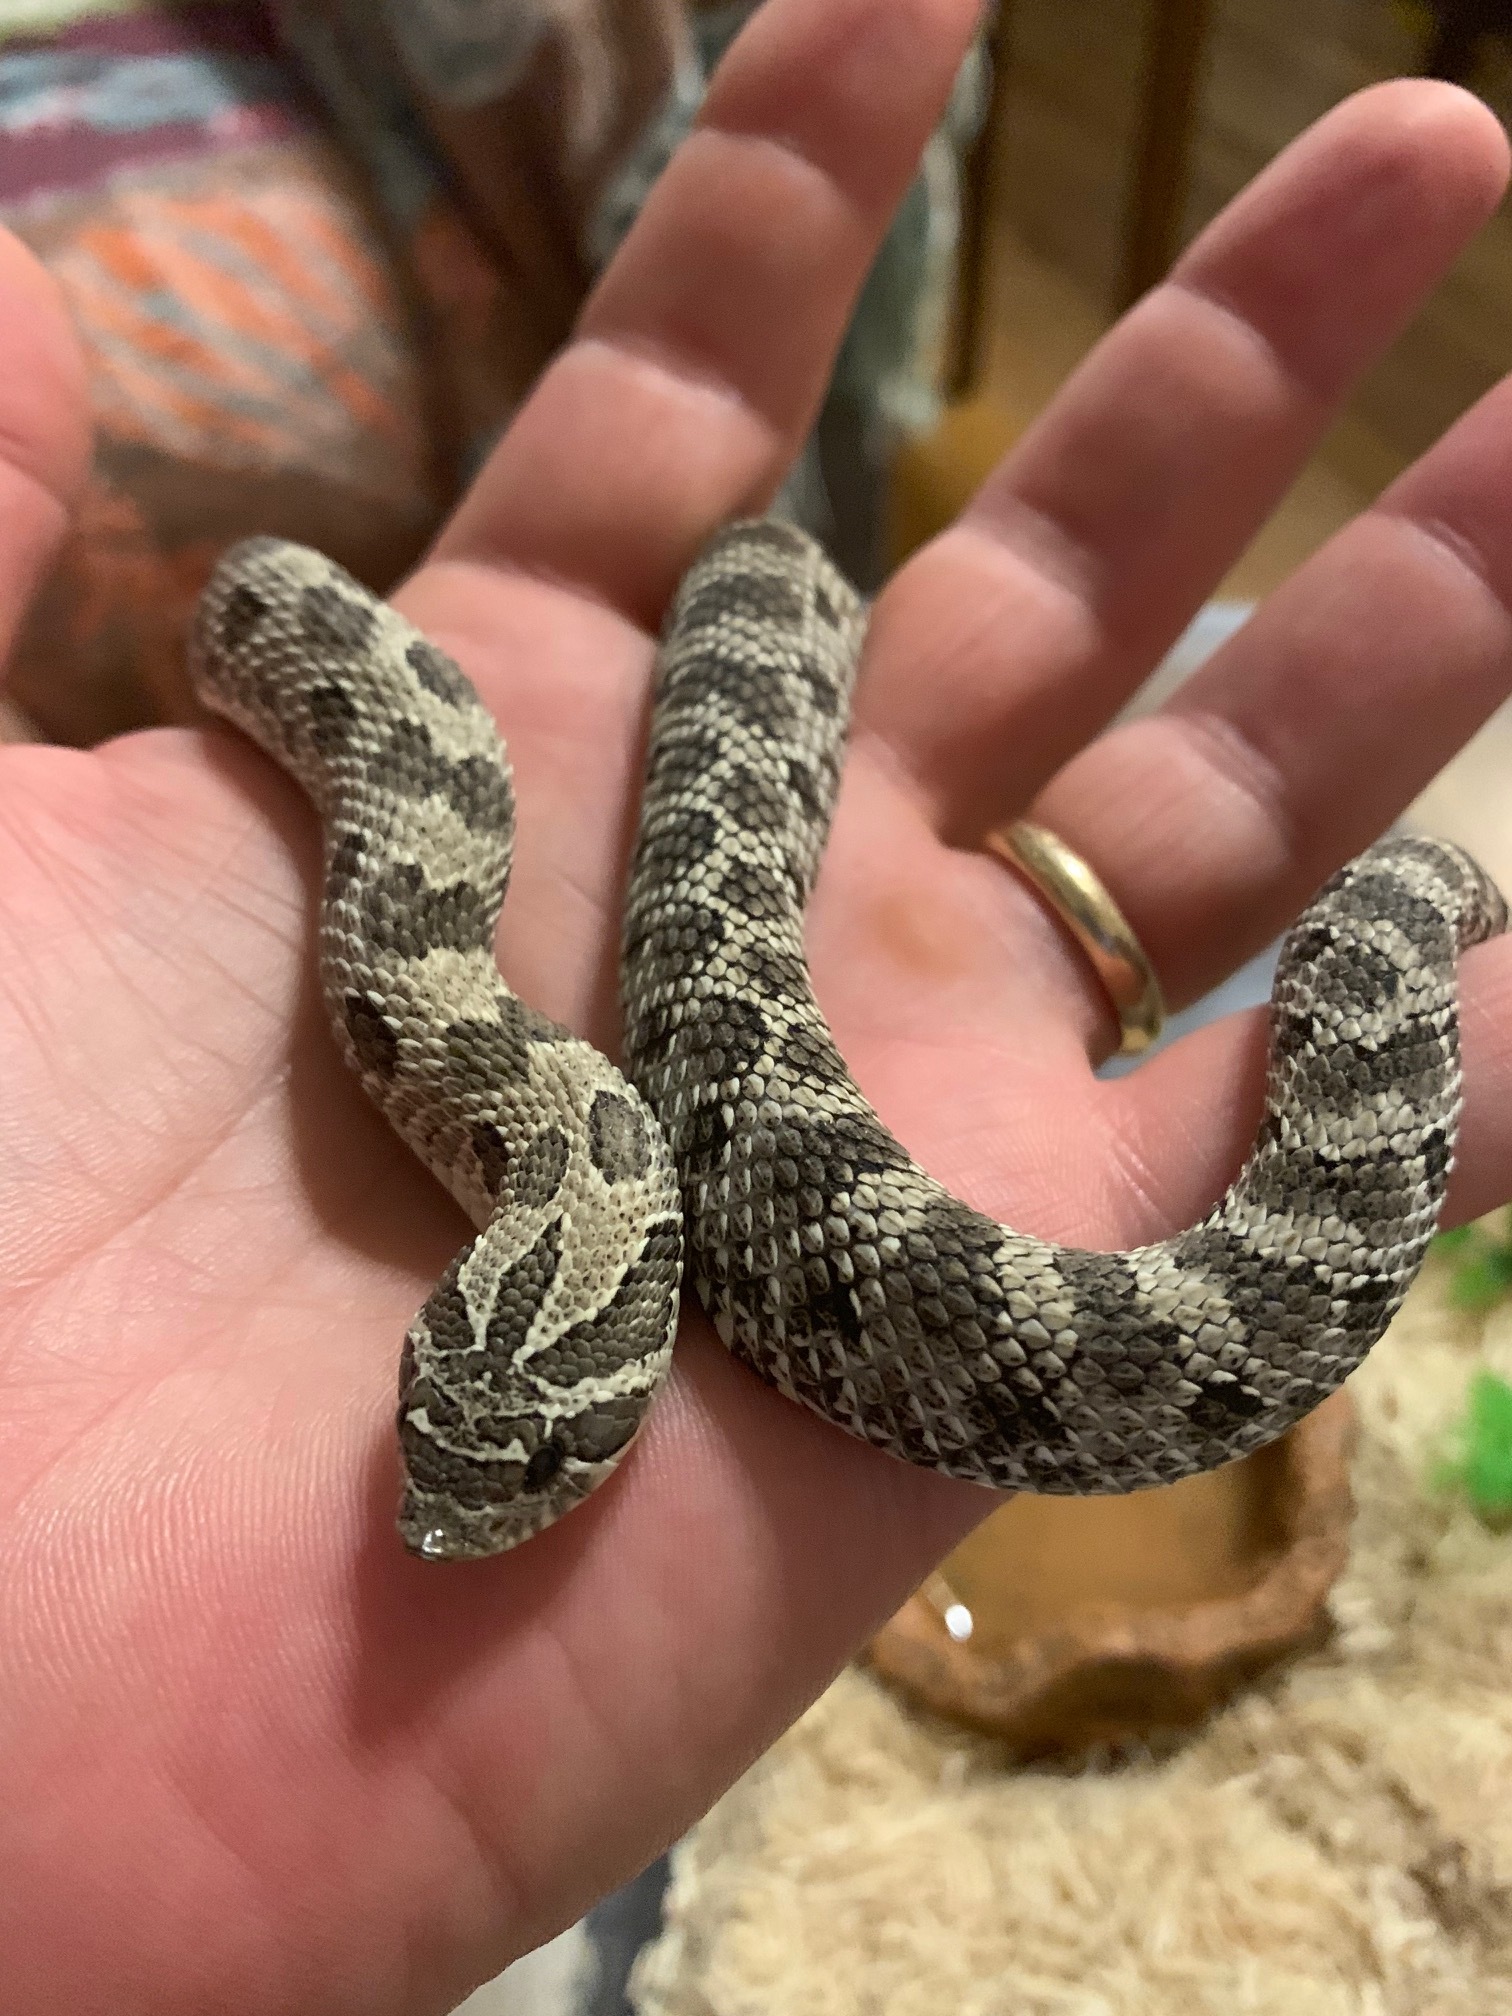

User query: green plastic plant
[1434,1370,1512,1531]
[1434,1211,1512,1313]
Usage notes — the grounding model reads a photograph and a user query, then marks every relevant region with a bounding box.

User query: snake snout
[396,1475,563,1561]
[396,1393,641,1560]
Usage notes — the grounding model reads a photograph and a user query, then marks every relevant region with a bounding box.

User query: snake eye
[220,582,268,651]
[525,1441,565,1490]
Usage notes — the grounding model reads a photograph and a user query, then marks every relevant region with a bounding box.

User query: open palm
[3,4,1511,2010]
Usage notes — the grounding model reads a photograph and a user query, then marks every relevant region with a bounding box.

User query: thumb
[0,228,90,677]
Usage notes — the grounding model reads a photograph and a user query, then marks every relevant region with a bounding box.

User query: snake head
[393,1290,655,1562]
[394,1421,631,1561]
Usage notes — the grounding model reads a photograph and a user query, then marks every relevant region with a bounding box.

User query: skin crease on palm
[1,1,1512,2009]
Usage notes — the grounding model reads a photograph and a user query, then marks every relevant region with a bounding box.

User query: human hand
[2,2,1510,2008]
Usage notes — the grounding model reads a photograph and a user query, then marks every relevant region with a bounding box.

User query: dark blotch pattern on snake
[191,540,683,1558]
[622,520,1510,1492]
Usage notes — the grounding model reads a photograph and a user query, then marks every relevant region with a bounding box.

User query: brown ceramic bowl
[869,1392,1356,1755]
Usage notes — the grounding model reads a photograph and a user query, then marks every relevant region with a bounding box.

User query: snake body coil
[622,520,1509,1493]
[190,520,1507,1554]
[192,540,683,1559]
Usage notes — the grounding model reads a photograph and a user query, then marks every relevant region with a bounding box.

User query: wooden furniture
[949,0,1215,400]
[1118,0,1215,311]
[1419,0,1512,80]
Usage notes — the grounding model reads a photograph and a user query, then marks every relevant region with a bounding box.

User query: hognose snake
[190,519,1509,1559]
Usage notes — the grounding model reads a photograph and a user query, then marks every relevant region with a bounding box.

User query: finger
[0,230,90,669]
[432,0,983,629]
[1451,938,1512,1222]
[1028,360,1512,1017]
[854,81,1509,831]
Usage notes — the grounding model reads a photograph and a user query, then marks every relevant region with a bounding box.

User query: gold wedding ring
[985,820,1166,1056]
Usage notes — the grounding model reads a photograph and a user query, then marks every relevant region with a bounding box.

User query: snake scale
[192,519,1508,1557]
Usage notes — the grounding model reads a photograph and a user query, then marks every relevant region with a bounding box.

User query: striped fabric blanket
[0,2,963,761]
